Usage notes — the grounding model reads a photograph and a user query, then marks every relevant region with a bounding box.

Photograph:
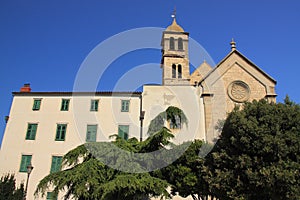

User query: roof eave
[199,50,277,85]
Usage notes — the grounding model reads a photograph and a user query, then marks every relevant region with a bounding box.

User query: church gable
[200,50,277,106]
[220,62,267,111]
[199,48,277,142]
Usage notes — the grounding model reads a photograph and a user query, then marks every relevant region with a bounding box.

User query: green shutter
[61,99,70,111]
[55,125,61,140]
[19,155,32,172]
[90,100,99,111]
[86,125,97,142]
[32,99,41,110]
[50,156,62,173]
[26,124,37,140]
[118,125,129,140]
[121,100,129,112]
[55,124,66,141]
[46,192,58,200]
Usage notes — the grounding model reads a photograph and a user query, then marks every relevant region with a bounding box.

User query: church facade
[0,18,276,199]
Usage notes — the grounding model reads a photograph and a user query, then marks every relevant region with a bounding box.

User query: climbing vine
[147,106,188,135]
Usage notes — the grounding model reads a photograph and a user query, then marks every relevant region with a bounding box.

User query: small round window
[228,81,250,103]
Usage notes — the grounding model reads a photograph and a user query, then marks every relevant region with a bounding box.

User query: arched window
[178,64,182,78]
[172,64,176,78]
[170,37,175,50]
[178,38,183,50]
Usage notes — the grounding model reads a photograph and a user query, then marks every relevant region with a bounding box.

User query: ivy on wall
[147,106,188,135]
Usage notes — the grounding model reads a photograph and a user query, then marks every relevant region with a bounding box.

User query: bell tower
[161,16,190,85]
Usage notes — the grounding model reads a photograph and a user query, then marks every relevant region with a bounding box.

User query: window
[170,115,181,129]
[178,37,183,50]
[55,124,67,141]
[169,37,175,50]
[172,64,176,78]
[32,99,41,111]
[25,123,38,140]
[46,192,58,200]
[86,125,97,142]
[19,155,32,172]
[121,100,130,112]
[118,125,129,140]
[50,156,62,173]
[60,99,70,111]
[90,99,99,111]
[178,64,182,78]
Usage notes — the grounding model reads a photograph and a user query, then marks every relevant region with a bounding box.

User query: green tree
[205,99,300,199]
[35,128,174,200]
[35,106,216,200]
[0,174,24,200]
[158,140,211,200]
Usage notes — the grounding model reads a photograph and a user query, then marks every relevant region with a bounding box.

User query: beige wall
[142,85,206,143]
[0,93,141,200]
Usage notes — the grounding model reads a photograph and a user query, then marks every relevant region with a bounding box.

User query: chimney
[5,116,9,123]
[20,83,31,92]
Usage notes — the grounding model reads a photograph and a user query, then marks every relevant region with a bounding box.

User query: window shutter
[61,99,69,111]
[56,124,66,141]
[57,157,62,171]
[26,124,37,140]
[33,99,41,110]
[61,125,66,140]
[55,126,60,140]
[20,155,32,172]
[121,101,125,111]
[118,125,129,140]
[26,125,31,139]
[90,126,97,141]
[121,100,130,112]
[86,125,97,142]
[94,100,98,111]
[31,124,37,139]
[20,156,26,172]
[50,157,56,173]
[51,156,62,173]
[47,192,58,200]
[90,100,99,111]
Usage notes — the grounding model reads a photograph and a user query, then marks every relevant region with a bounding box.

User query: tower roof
[166,18,185,32]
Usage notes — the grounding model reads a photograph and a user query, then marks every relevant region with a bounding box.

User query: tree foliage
[147,106,188,135]
[35,128,175,200]
[205,99,300,199]
[0,174,24,200]
[35,100,300,200]
[158,140,211,200]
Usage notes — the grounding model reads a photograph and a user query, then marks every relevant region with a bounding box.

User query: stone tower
[161,17,190,85]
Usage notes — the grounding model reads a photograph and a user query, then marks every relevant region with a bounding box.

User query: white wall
[0,93,141,200]
[142,85,206,143]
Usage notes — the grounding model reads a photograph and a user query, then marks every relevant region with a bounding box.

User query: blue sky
[1,0,300,144]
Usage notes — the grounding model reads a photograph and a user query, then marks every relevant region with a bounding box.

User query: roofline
[163,31,189,36]
[199,50,277,84]
[12,91,142,97]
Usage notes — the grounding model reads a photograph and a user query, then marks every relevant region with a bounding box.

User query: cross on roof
[171,6,176,18]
